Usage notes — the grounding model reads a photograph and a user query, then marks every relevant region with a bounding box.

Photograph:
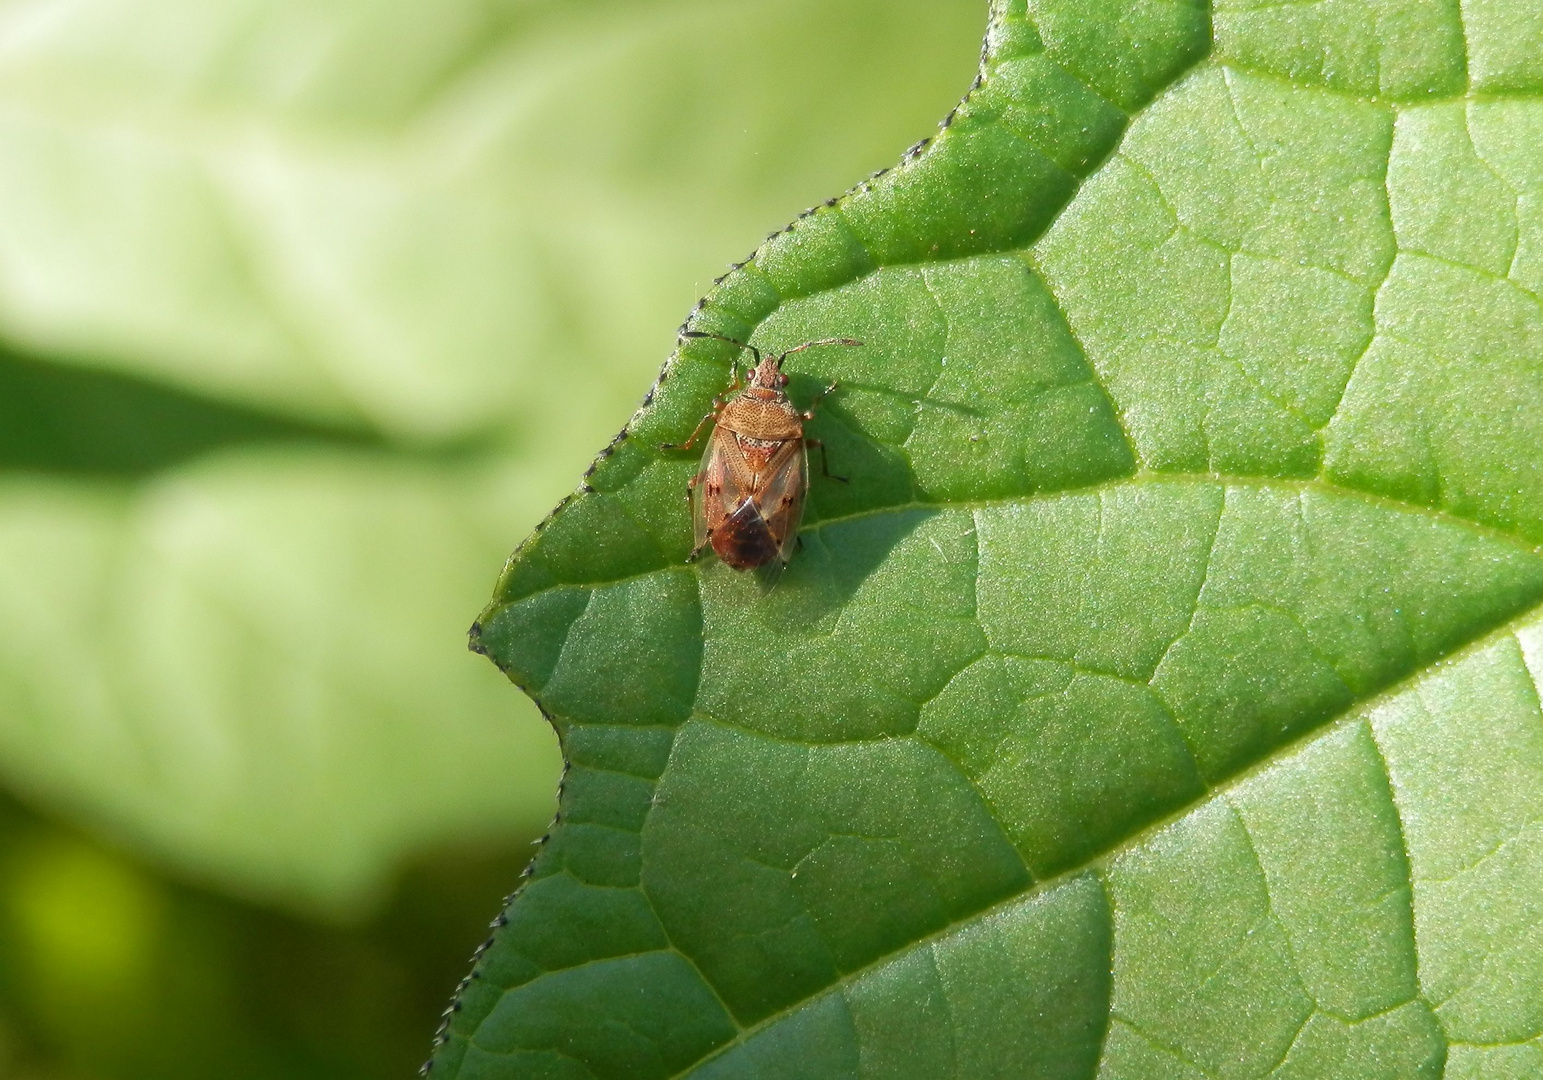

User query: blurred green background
[0,0,984,1075]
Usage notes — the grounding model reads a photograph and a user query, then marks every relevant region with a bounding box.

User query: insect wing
[693,426,742,554]
[756,438,808,564]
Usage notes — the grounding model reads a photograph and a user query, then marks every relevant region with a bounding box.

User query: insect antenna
[680,330,762,377]
[772,338,864,368]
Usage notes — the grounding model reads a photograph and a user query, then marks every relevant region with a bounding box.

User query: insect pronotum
[661,330,863,570]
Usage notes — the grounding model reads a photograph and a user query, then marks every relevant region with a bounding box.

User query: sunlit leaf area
[444,0,1543,1076]
[0,0,988,1074]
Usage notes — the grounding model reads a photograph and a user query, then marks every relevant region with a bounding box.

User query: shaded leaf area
[442,0,1543,1075]
[0,345,383,476]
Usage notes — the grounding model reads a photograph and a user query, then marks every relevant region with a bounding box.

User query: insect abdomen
[711,500,782,570]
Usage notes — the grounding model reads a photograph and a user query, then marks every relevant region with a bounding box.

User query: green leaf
[0,0,985,916]
[442,0,1543,1074]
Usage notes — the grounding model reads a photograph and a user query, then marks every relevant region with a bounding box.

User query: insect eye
[778,374,789,387]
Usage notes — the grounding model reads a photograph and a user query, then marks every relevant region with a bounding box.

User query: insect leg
[806,438,848,483]
[802,380,841,420]
[660,406,721,452]
[686,520,714,563]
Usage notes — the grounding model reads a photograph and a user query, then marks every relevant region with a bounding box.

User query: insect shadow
[706,505,940,631]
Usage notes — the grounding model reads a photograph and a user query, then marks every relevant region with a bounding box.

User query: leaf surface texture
[441,0,1543,1074]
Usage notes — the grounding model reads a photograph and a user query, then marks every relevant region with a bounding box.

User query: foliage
[442,0,1543,1075]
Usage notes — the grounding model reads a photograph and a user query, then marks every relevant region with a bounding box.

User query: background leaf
[442,0,1543,1075]
[0,0,986,915]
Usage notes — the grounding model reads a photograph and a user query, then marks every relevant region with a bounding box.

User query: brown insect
[662,330,862,570]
